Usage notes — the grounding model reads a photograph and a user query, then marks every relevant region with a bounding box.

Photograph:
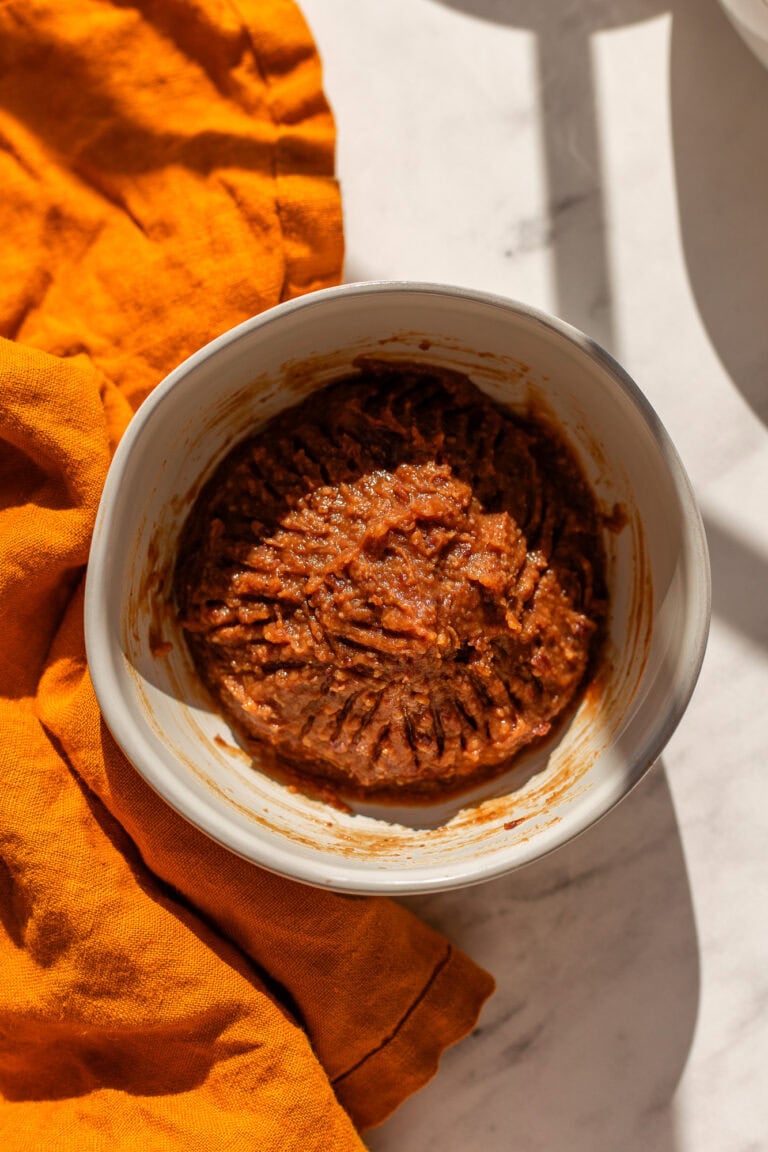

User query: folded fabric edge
[332,941,495,1131]
[233,0,345,300]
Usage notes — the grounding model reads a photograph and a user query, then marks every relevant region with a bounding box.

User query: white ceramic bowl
[85,283,710,893]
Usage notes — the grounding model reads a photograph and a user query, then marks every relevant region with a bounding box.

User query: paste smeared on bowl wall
[174,360,608,799]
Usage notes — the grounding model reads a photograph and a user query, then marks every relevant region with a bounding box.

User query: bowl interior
[86,285,709,892]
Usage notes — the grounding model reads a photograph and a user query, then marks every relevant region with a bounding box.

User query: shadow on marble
[703,512,768,649]
[426,0,669,357]
[427,0,768,428]
[368,761,698,1152]
[669,0,768,427]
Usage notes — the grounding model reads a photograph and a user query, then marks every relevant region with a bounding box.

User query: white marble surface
[300,1,768,1148]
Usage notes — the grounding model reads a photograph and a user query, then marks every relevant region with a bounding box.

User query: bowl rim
[85,280,711,892]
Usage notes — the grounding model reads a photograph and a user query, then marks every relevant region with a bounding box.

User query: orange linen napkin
[0,2,494,1148]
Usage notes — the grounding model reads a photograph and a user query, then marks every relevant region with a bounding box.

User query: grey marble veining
[299,1,768,1146]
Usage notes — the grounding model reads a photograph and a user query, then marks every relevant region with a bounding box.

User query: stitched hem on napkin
[332,942,494,1131]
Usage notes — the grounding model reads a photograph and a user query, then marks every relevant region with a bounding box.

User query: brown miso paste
[175,360,607,798]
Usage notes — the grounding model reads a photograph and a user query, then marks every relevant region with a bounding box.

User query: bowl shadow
[368,758,699,1151]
